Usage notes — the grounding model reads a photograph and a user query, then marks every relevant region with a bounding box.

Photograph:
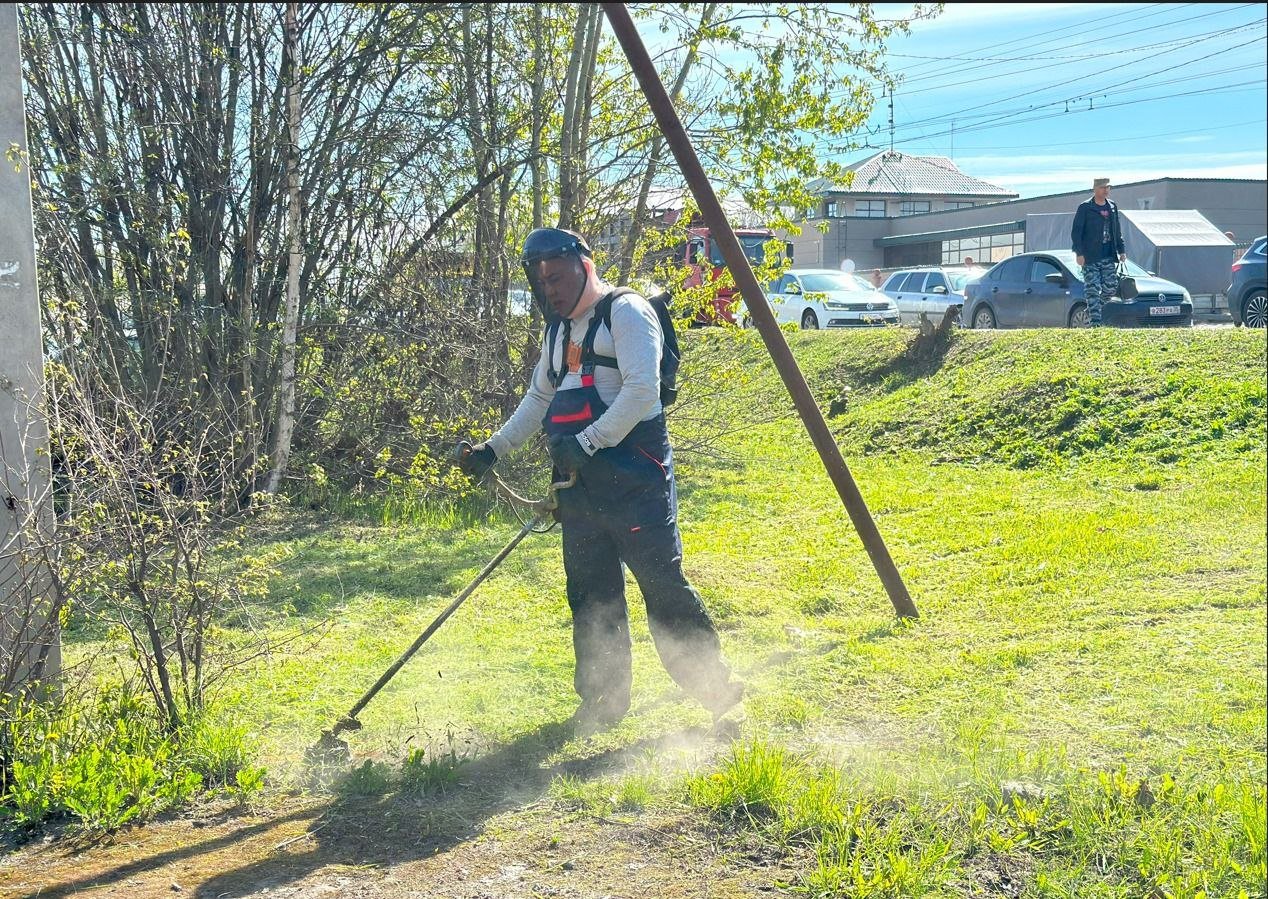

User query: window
[989,232,1025,263]
[855,200,885,218]
[941,232,1024,265]
[899,200,931,216]
[925,273,949,292]
[897,272,927,292]
[801,272,861,292]
[946,201,975,210]
[1137,197,1154,210]
[996,257,1029,282]
[1030,258,1063,283]
[826,201,841,218]
[881,273,905,292]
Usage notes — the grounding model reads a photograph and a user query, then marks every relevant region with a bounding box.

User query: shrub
[0,687,261,833]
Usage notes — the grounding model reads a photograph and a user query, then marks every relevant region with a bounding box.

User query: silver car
[881,266,977,325]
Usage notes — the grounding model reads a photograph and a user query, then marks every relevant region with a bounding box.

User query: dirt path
[0,724,799,898]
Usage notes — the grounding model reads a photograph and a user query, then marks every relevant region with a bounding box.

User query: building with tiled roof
[807,151,1018,221]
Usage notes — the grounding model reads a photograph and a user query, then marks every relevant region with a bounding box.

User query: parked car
[962,250,1192,329]
[742,268,899,329]
[880,266,976,325]
[1227,235,1266,327]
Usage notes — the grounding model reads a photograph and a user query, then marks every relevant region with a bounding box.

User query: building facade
[786,170,1268,274]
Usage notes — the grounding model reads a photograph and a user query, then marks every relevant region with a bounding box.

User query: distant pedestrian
[962,256,974,265]
[1225,231,1239,261]
[1070,177,1126,327]
[870,268,884,288]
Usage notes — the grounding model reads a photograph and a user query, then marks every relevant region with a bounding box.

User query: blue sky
[851,2,1267,197]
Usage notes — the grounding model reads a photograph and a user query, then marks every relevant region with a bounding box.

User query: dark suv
[1228,236,1266,328]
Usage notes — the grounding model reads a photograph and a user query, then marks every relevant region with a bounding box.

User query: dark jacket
[1071,196,1125,262]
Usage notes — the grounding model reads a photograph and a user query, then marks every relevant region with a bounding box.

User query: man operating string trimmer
[460,227,744,737]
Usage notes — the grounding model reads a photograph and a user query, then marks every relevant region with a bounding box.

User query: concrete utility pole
[0,5,60,695]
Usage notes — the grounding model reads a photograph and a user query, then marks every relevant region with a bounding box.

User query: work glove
[457,441,497,479]
[548,433,592,475]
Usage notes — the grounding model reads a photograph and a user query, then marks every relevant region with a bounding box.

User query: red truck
[679,226,792,325]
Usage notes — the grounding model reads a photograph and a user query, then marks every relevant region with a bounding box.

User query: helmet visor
[525,254,588,321]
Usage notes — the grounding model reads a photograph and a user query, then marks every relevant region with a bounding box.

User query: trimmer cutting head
[302,718,359,783]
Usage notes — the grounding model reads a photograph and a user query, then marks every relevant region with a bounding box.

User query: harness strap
[547,287,633,384]
[546,318,572,389]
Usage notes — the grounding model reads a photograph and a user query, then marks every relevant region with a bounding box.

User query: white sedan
[743,269,900,329]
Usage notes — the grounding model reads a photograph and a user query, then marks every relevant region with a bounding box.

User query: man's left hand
[549,434,591,474]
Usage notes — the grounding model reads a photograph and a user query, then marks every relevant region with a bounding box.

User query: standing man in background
[1071,177,1126,327]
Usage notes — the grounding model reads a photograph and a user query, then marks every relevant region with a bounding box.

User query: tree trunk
[617,3,715,282]
[572,7,603,225]
[529,3,545,232]
[266,1,302,495]
[557,4,593,230]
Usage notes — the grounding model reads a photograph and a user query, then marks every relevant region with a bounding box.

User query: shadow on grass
[33,622,898,897]
[22,717,685,898]
[262,507,563,619]
[30,718,702,899]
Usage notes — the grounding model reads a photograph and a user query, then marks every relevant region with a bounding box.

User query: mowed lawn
[179,327,1264,897]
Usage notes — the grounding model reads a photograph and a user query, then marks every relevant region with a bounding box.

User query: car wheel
[1068,302,1091,328]
[971,305,996,329]
[1243,290,1268,328]
[801,309,819,330]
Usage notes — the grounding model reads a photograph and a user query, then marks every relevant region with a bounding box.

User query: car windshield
[947,273,971,291]
[1050,250,1149,281]
[709,234,771,266]
[800,272,866,292]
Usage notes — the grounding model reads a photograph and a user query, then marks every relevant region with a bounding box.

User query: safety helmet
[521,228,593,320]
[521,227,592,267]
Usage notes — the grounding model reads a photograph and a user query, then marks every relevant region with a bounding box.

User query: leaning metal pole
[601,3,919,619]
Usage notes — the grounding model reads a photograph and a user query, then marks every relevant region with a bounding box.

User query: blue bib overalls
[542,303,736,718]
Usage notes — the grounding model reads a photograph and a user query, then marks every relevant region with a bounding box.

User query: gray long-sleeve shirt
[487,290,663,459]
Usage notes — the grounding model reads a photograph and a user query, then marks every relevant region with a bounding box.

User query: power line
[891,20,1256,87]
[901,38,1267,145]
[835,79,1265,151]
[831,24,1266,150]
[829,4,1265,144]
[869,18,1265,137]
[893,116,1266,152]
[881,2,1250,88]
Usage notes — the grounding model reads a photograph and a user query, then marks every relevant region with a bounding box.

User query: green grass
[59,326,1268,894]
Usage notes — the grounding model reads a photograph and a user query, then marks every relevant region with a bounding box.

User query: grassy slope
[114,328,1268,896]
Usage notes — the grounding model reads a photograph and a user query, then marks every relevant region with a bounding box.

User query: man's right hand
[457,441,497,478]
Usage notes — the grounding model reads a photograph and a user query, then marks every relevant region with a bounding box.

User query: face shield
[521,227,593,321]
[526,254,589,321]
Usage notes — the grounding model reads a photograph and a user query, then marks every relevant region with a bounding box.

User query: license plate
[861,315,882,323]
[1150,305,1181,316]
